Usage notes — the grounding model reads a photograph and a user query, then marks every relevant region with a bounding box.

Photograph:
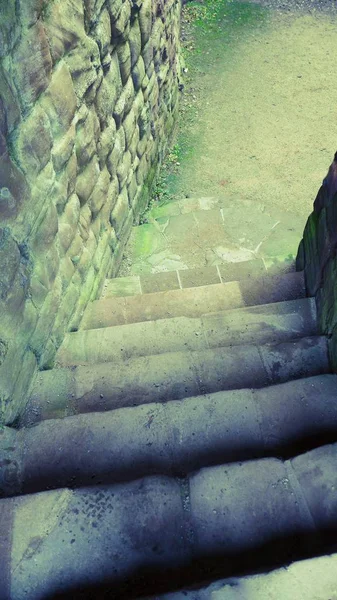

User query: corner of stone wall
[0,0,182,425]
[296,152,337,371]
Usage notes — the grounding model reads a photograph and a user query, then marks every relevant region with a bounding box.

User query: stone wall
[296,152,337,370]
[0,0,181,425]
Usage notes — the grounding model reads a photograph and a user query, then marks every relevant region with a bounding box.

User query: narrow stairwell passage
[2,191,337,598]
[2,1,337,598]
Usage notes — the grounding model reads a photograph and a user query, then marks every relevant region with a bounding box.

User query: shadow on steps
[42,532,337,600]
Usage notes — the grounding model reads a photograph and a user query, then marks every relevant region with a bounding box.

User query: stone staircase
[1,196,337,599]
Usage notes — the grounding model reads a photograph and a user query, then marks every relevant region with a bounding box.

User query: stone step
[3,375,337,497]
[143,553,337,600]
[102,258,267,298]
[3,443,337,599]
[81,270,306,330]
[57,297,317,367]
[119,203,302,275]
[21,335,329,426]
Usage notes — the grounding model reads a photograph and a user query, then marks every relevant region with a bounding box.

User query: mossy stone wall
[297,153,337,369]
[0,0,181,425]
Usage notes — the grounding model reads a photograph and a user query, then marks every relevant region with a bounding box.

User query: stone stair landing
[116,196,305,276]
[2,195,335,600]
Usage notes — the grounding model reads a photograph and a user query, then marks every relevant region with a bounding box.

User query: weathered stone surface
[132,55,146,90]
[107,0,124,22]
[76,157,100,205]
[95,52,122,125]
[123,112,137,153]
[117,149,132,190]
[0,229,21,301]
[107,126,126,178]
[75,110,98,167]
[65,35,100,100]
[12,21,52,110]
[44,0,85,62]
[129,18,142,67]
[88,166,111,216]
[97,117,117,166]
[31,202,59,256]
[117,41,132,85]
[91,7,112,56]
[0,1,20,57]
[110,187,130,236]
[83,0,106,28]
[41,62,77,137]
[20,0,47,27]
[52,124,76,173]
[0,0,181,424]
[113,77,135,128]
[0,65,21,136]
[111,0,131,40]
[139,0,153,46]
[14,105,52,179]
[29,276,62,360]
[0,148,29,222]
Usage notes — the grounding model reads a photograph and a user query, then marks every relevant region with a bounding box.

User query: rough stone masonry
[0,0,181,425]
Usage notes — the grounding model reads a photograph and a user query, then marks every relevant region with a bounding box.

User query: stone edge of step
[81,270,306,330]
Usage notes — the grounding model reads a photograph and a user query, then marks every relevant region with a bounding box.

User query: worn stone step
[3,375,337,497]
[102,258,267,298]
[81,270,306,330]
[3,443,337,599]
[143,553,337,600]
[120,204,302,275]
[21,336,329,426]
[57,298,317,367]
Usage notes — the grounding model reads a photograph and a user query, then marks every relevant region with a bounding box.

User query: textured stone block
[88,167,111,217]
[91,7,111,56]
[0,229,21,302]
[41,62,77,137]
[0,1,20,57]
[132,55,146,90]
[129,18,142,67]
[65,35,100,100]
[111,0,131,40]
[52,123,76,173]
[117,150,132,190]
[75,110,98,168]
[110,187,130,236]
[107,127,126,178]
[20,0,47,27]
[15,105,52,179]
[0,149,29,222]
[44,0,85,62]
[123,107,137,147]
[97,117,117,167]
[0,65,21,135]
[113,77,135,127]
[31,202,59,256]
[76,157,100,205]
[13,21,52,110]
[117,41,132,85]
[95,52,121,126]
[29,276,63,359]
[139,0,152,46]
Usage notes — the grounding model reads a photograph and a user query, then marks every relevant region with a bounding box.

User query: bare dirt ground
[167,0,337,225]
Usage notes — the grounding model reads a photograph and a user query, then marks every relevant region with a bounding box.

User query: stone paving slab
[3,444,337,599]
[81,271,306,330]
[122,198,306,276]
[22,336,329,426]
[143,553,337,600]
[102,259,268,299]
[3,375,337,497]
[57,298,317,367]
